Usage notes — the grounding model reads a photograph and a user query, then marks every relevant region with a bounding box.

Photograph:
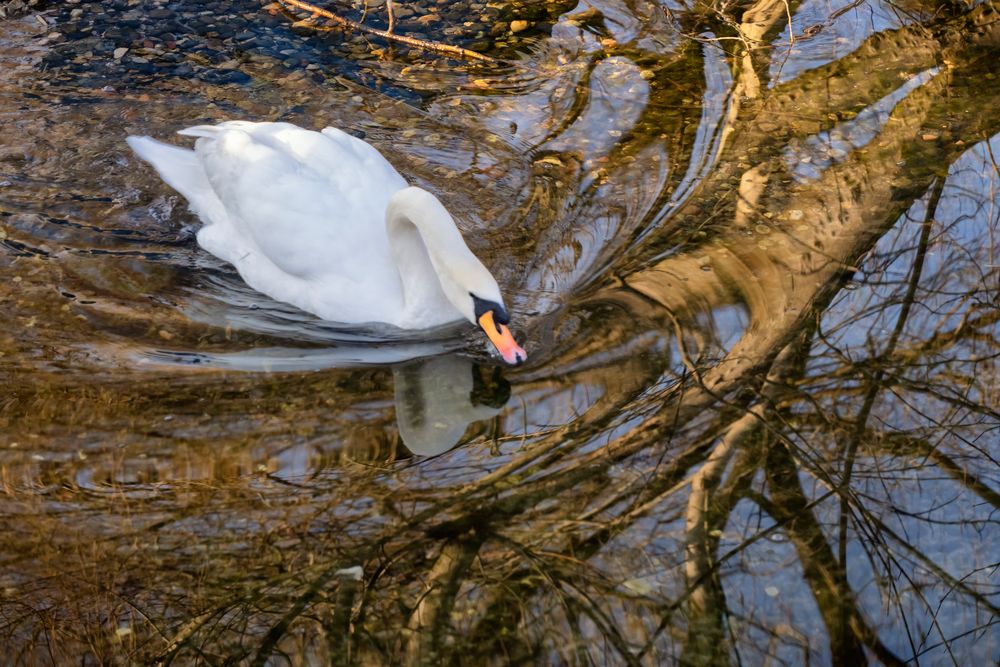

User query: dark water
[1,0,998,664]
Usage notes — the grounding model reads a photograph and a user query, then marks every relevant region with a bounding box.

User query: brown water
[1,1,998,664]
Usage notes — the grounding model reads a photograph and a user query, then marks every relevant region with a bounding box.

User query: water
[1,1,998,664]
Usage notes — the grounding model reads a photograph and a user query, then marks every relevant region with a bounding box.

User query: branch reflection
[0,0,997,664]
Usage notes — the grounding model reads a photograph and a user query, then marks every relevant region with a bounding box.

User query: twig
[386,0,395,34]
[275,0,499,64]
[783,0,795,46]
[829,0,867,22]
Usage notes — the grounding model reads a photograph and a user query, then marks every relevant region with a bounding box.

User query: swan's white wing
[184,122,407,284]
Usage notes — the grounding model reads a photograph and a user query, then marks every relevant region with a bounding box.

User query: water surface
[1,0,998,664]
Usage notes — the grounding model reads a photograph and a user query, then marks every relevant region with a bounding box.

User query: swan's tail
[126,135,221,220]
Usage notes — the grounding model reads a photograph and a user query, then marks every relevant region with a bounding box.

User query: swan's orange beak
[478,311,527,365]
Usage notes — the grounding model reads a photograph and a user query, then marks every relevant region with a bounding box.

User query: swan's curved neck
[385,187,481,324]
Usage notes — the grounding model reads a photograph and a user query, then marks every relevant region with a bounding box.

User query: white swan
[126,121,526,364]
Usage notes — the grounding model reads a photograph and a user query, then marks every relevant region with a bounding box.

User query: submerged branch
[275,0,500,64]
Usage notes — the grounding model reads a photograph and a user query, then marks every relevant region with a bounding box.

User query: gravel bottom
[8,0,576,94]
[0,0,47,20]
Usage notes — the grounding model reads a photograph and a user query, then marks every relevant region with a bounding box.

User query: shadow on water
[0,0,998,664]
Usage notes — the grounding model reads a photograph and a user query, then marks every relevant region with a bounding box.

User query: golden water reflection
[0,1,998,664]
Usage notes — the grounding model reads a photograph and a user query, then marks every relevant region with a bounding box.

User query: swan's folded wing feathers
[177,125,224,139]
[127,135,235,232]
[192,125,397,283]
[320,126,408,188]
[179,120,259,138]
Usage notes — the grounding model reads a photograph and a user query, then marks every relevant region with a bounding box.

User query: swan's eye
[471,294,508,326]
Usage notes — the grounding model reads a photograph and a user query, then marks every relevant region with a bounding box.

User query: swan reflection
[394,355,510,457]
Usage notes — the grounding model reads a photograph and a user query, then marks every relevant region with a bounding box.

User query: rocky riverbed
[10,0,577,95]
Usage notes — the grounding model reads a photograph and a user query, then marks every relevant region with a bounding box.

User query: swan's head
[440,264,526,365]
[470,293,527,366]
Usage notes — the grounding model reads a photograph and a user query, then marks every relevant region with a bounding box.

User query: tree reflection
[0,0,998,664]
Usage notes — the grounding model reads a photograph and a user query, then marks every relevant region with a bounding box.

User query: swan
[126,121,526,364]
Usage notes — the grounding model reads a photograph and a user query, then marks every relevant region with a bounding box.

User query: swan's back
[183,122,406,279]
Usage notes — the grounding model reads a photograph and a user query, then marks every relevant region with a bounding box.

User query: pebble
[113,47,128,59]
[199,69,250,85]
[509,19,529,33]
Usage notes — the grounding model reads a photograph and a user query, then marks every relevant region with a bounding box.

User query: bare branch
[275,0,500,64]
